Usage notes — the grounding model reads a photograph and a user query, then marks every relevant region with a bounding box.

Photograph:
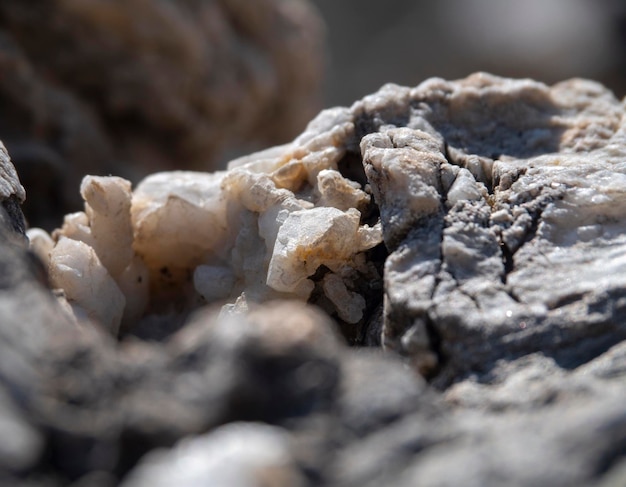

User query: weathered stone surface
[0,0,324,228]
[0,140,26,242]
[3,73,626,486]
[356,74,626,385]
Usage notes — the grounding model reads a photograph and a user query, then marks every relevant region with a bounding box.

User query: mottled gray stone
[0,141,26,241]
[357,74,626,384]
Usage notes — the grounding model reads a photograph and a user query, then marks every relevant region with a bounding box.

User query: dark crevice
[549,291,589,310]
[440,145,454,206]
[520,209,544,248]
[423,311,446,382]
[459,286,482,311]
[500,240,515,284]
[493,166,527,192]
[592,434,626,478]
[443,142,495,194]
[497,187,565,286]
[506,287,522,304]
[306,241,387,347]
[353,113,378,143]
[337,150,368,188]
[353,109,411,144]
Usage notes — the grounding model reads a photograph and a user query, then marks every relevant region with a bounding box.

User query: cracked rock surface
[2,73,626,485]
[356,74,626,385]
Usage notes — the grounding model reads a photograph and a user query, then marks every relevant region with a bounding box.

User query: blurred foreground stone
[2,74,626,486]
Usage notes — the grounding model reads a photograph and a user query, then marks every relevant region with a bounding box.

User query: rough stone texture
[0,0,324,229]
[0,140,26,241]
[356,74,626,385]
[3,74,626,486]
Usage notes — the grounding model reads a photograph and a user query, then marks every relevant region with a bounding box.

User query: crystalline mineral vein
[34,72,626,366]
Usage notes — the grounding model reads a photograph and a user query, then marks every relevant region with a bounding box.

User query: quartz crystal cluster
[30,112,384,337]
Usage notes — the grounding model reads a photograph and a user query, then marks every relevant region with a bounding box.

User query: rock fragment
[49,237,126,334]
[0,141,26,243]
[121,423,306,487]
[35,112,383,337]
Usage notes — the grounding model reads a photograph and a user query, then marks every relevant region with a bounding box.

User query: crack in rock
[358,73,626,385]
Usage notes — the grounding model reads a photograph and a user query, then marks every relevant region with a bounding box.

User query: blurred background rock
[1,0,625,229]
[0,0,324,229]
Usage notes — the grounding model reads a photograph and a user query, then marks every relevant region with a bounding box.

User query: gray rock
[0,295,345,483]
[0,140,26,241]
[326,347,626,487]
[357,74,626,384]
[0,210,89,479]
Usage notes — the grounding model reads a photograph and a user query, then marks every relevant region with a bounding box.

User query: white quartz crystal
[49,237,125,334]
[41,175,151,333]
[80,176,134,278]
[26,228,54,268]
[267,207,375,297]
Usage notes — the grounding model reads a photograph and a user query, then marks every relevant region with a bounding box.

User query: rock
[120,422,306,487]
[0,296,345,484]
[356,73,626,384]
[0,0,324,228]
[391,350,626,487]
[48,237,126,334]
[38,72,626,376]
[0,140,26,243]
[0,205,100,480]
[168,300,343,424]
[3,73,626,487]
[48,176,149,332]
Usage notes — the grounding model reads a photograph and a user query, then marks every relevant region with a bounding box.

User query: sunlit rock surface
[41,109,385,338]
[356,74,626,383]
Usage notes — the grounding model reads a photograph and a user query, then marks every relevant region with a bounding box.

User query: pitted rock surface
[355,74,626,384]
[0,140,25,240]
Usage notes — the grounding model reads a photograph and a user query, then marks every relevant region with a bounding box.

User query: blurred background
[0,0,625,230]
[313,0,626,106]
